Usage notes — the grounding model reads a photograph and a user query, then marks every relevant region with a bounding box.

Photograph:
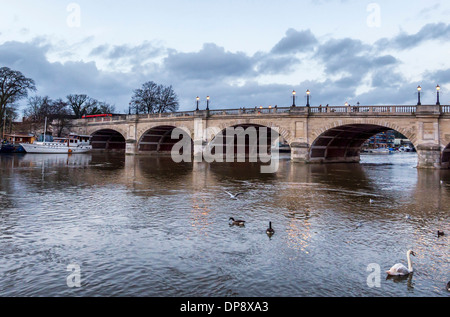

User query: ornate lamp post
[417,86,422,106]
[196,96,200,111]
[436,85,441,106]
[206,96,210,111]
[306,90,310,107]
[292,90,296,107]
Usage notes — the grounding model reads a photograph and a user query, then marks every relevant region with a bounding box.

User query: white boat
[20,117,92,154]
[21,134,92,154]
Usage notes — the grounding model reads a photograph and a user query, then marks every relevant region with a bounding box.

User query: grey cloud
[376,23,450,50]
[271,29,317,55]
[164,43,255,80]
[315,37,398,85]
[90,41,164,60]
[253,54,301,75]
[0,40,142,111]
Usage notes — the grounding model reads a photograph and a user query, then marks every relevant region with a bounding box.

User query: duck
[266,222,275,236]
[229,217,245,227]
[438,230,445,237]
[447,281,450,292]
[386,250,416,276]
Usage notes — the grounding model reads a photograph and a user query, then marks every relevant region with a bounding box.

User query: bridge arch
[137,125,193,155]
[207,123,287,161]
[90,129,126,151]
[442,143,450,169]
[309,123,418,164]
[207,120,293,145]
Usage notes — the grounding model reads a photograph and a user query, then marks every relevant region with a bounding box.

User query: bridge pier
[290,142,310,163]
[416,144,442,169]
[126,139,138,155]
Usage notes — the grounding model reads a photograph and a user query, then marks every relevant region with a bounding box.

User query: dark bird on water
[438,230,445,237]
[266,222,275,236]
[229,217,245,226]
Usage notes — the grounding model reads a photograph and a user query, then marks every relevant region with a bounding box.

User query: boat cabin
[4,134,35,144]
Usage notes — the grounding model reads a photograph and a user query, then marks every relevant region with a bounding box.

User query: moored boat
[20,134,92,154]
[0,142,25,153]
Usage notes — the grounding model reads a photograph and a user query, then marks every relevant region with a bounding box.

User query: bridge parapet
[73,104,449,126]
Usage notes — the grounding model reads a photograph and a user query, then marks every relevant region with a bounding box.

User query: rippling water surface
[0,152,448,297]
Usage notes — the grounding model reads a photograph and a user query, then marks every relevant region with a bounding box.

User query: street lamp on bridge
[196,96,200,111]
[306,90,311,107]
[417,86,422,105]
[206,96,210,111]
[292,90,296,107]
[436,85,441,106]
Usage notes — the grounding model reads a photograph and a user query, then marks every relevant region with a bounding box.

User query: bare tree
[24,96,53,122]
[130,81,179,114]
[157,85,179,113]
[130,81,160,114]
[0,67,36,133]
[89,101,116,115]
[67,94,98,118]
[50,98,73,137]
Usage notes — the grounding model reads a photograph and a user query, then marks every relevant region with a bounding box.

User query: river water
[0,152,448,297]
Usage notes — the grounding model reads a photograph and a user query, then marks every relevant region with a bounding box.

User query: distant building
[363,130,396,149]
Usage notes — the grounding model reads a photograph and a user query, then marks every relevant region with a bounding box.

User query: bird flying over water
[225,191,244,200]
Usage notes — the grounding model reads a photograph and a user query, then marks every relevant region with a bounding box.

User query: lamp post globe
[417,86,422,106]
[306,90,311,107]
[436,85,441,106]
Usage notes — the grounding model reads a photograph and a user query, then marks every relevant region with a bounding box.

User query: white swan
[386,250,416,276]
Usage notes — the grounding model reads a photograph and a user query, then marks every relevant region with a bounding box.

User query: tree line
[0,66,180,136]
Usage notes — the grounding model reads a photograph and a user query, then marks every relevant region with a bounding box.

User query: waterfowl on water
[266,222,275,236]
[229,217,245,226]
[438,230,445,237]
[447,281,450,292]
[386,250,416,276]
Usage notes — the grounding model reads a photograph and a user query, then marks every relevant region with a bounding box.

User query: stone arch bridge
[69,104,450,169]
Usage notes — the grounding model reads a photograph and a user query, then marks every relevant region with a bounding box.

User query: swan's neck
[407,251,413,272]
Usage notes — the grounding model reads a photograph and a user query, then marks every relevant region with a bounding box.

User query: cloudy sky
[1,0,449,113]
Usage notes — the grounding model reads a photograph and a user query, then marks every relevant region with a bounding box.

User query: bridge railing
[79,104,450,125]
[309,105,417,113]
[209,107,292,116]
[137,111,196,119]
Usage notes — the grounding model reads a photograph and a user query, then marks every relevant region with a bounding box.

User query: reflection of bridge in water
[69,104,450,169]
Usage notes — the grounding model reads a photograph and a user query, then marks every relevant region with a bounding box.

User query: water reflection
[0,152,448,297]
